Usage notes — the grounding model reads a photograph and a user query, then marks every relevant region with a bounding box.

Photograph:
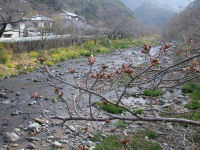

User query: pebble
[34,118,45,124]
[16,92,20,96]
[13,128,20,133]
[28,101,37,105]
[89,146,96,150]
[26,143,37,149]
[4,132,20,142]
[10,143,19,147]
[27,123,40,132]
[11,110,22,115]
[52,141,62,148]
[0,92,8,98]
[69,125,76,132]
[26,137,40,142]
[1,100,10,104]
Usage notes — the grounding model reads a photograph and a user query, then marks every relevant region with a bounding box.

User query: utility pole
[84,0,86,36]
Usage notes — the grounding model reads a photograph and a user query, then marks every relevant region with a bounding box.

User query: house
[30,15,53,28]
[1,19,27,38]
[1,15,54,38]
[60,11,82,21]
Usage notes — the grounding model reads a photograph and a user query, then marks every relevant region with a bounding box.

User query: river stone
[27,123,40,132]
[89,146,96,150]
[26,143,37,149]
[28,101,37,105]
[11,110,22,115]
[26,137,40,142]
[85,141,94,147]
[0,92,8,98]
[53,141,62,148]
[16,92,20,96]
[34,118,45,124]
[13,128,20,133]
[69,125,76,132]
[1,100,10,104]
[4,132,20,142]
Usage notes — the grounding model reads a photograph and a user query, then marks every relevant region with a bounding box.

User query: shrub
[60,55,66,61]
[49,48,60,55]
[180,111,200,121]
[132,108,144,115]
[144,89,165,97]
[0,50,9,64]
[29,51,39,58]
[185,101,200,110]
[95,47,109,54]
[16,64,22,70]
[114,120,126,128]
[51,53,60,62]
[0,64,13,76]
[0,42,6,49]
[6,63,15,68]
[131,137,162,150]
[95,131,161,150]
[46,60,54,67]
[190,90,200,101]
[79,49,91,57]
[97,102,126,114]
[100,38,111,47]
[95,136,122,150]
[111,40,130,49]
[137,129,156,139]
[66,50,80,59]
[182,84,199,93]
[83,40,96,50]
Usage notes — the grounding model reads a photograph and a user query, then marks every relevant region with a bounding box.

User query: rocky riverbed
[0,47,194,150]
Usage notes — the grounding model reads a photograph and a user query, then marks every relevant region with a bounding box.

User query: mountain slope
[121,0,191,12]
[133,2,174,27]
[32,0,134,22]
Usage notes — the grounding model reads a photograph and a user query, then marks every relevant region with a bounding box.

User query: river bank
[0,45,199,149]
[0,36,160,79]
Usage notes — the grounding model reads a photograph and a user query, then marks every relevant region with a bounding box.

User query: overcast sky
[121,0,194,12]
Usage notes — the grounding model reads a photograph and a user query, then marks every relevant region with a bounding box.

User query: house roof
[31,15,53,21]
[60,11,78,17]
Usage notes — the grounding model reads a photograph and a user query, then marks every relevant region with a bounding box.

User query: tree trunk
[0,23,7,38]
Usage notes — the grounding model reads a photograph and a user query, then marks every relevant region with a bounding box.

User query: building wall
[2,23,26,38]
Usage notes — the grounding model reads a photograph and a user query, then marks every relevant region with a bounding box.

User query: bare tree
[34,40,200,149]
[163,0,200,43]
[0,0,29,38]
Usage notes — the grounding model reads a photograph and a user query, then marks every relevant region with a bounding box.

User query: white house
[30,15,53,28]
[60,11,81,21]
[1,15,54,38]
[1,21,26,38]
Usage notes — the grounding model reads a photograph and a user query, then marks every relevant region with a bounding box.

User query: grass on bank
[144,89,165,97]
[96,101,126,114]
[161,83,200,121]
[94,129,161,150]
[0,35,160,78]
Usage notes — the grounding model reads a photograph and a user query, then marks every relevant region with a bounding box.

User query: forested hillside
[120,0,191,27]
[133,2,174,27]
[28,0,159,38]
[31,0,134,22]
[163,0,200,41]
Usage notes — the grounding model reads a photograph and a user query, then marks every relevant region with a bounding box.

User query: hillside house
[60,11,82,21]
[30,15,53,28]
[1,20,27,38]
[1,15,54,38]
